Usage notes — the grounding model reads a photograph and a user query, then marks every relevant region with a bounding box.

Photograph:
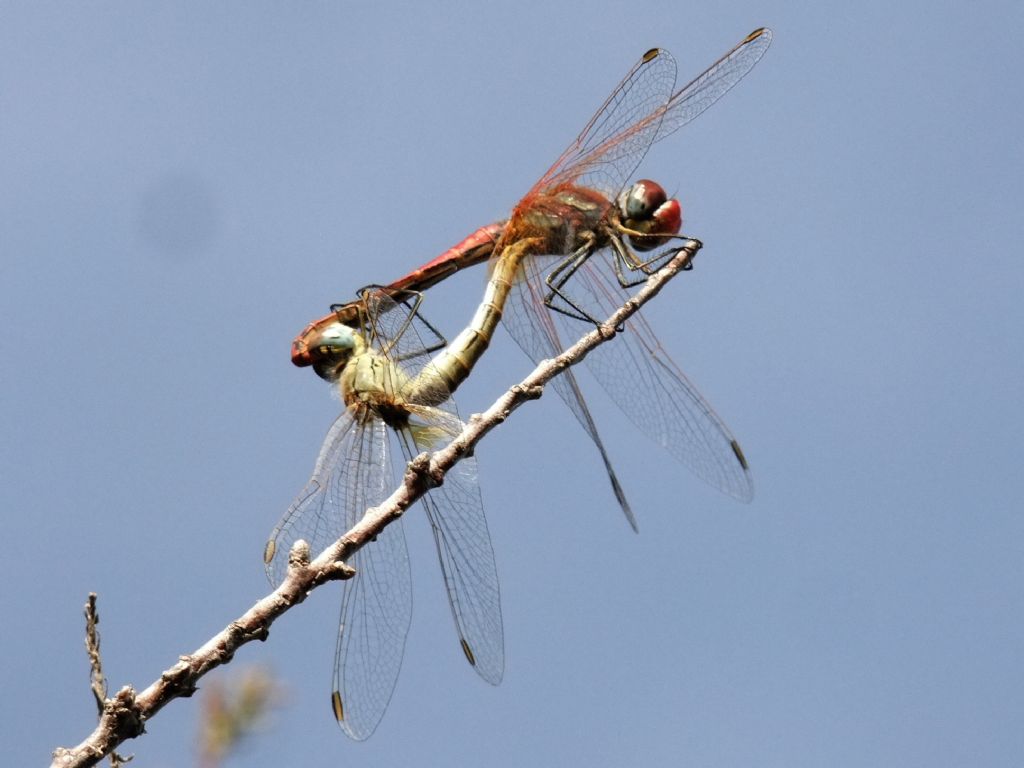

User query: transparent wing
[532,28,771,204]
[332,457,413,740]
[400,406,504,685]
[332,534,412,740]
[264,413,412,741]
[264,412,388,585]
[509,247,753,503]
[502,262,639,530]
[653,27,772,145]
[529,46,677,203]
[363,288,446,368]
[328,417,412,741]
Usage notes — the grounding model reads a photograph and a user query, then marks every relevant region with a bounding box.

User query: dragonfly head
[617,179,682,252]
[292,319,359,382]
[292,302,365,379]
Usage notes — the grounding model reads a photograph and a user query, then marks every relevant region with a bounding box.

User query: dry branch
[50,238,702,768]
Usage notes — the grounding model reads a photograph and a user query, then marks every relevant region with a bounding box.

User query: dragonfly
[293,28,771,530]
[265,287,503,740]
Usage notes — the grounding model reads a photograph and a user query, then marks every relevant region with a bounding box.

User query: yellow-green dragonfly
[266,288,502,740]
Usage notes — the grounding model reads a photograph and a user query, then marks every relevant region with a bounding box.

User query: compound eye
[314,322,357,350]
[307,322,358,381]
[618,179,668,221]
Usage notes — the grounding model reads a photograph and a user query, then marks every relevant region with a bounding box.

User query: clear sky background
[4,2,1023,766]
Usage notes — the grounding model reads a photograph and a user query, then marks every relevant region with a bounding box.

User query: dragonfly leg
[358,288,449,363]
[542,237,605,325]
[608,231,695,289]
[391,298,449,364]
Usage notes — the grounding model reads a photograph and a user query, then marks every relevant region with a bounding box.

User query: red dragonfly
[294,28,772,529]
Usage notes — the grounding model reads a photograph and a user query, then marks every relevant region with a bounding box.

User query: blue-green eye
[316,322,357,351]
[309,322,358,381]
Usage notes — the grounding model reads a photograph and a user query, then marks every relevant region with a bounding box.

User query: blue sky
[4,2,1023,766]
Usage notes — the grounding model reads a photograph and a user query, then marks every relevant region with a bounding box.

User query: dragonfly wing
[502,255,639,530]
[265,411,380,586]
[530,28,771,205]
[530,46,677,203]
[654,27,772,145]
[328,416,412,740]
[332,509,412,739]
[265,411,411,741]
[401,406,504,685]
[547,250,754,501]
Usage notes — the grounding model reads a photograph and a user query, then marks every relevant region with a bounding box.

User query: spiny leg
[542,234,608,325]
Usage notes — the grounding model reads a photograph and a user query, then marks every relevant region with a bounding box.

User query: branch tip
[83,593,108,716]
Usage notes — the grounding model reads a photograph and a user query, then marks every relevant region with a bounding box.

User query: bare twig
[50,239,702,768]
[83,594,132,767]
[84,595,105,715]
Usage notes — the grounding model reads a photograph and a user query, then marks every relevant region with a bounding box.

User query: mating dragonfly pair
[265,27,772,740]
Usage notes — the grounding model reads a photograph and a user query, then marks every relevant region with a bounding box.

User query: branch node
[597,320,620,340]
[106,686,146,739]
[323,561,357,580]
[405,451,437,491]
[287,540,311,571]
[160,658,199,697]
[512,383,544,401]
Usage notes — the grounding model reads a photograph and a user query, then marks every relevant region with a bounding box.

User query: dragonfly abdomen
[405,238,535,401]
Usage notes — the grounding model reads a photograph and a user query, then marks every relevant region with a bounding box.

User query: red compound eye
[619,179,667,220]
[618,180,682,251]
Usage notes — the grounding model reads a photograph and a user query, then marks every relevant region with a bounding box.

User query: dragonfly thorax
[515,186,611,255]
[339,347,412,429]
